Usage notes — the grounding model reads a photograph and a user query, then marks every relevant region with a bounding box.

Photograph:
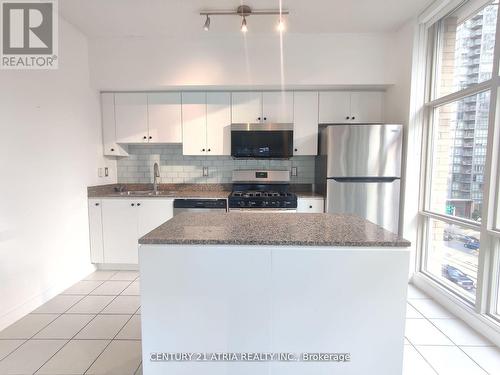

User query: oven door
[231,124,293,158]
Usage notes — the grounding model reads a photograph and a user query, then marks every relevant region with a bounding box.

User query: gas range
[228,170,297,211]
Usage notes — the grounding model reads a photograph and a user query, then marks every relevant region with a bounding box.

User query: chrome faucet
[153,162,160,193]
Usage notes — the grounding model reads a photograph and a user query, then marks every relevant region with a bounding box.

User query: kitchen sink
[118,190,177,197]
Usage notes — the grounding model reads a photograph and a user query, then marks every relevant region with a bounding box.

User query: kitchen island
[138,212,411,375]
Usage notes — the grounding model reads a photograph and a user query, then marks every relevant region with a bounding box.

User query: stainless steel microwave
[230,123,293,159]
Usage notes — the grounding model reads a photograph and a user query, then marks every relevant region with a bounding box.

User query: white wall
[0,17,116,330]
[384,19,420,275]
[88,33,395,90]
[384,21,416,124]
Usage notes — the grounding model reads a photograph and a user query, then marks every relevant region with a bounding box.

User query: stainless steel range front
[228,170,297,212]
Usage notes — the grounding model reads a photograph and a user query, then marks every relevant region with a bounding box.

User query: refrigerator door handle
[329,177,400,183]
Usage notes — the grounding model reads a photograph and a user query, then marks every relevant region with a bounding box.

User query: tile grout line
[134,361,142,375]
[31,271,138,374]
[81,273,140,374]
[408,298,491,374]
[0,271,122,371]
[405,340,440,374]
[31,273,124,374]
[83,314,138,374]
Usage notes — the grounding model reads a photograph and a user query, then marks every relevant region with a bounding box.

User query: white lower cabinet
[297,197,324,213]
[88,199,104,263]
[138,199,174,237]
[101,199,140,264]
[94,198,174,264]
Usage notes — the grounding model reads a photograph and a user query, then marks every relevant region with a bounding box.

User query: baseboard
[412,273,500,347]
[0,263,96,332]
[96,263,139,271]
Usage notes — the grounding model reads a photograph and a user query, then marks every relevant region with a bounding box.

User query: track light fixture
[200,5,289,32]
[203,15,210,31]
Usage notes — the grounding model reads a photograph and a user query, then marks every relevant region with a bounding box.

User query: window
[425,219,480,300]
[418,0,500,314]
[429,92,490,222]
[433,1,498,99]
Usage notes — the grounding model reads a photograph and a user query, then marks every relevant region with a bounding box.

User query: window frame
[417,0,500,322]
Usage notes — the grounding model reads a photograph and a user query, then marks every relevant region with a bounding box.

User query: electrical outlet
[104,167,109,177]
[98,168,103,178]
[203,166,209,177]
[291,167,298,177]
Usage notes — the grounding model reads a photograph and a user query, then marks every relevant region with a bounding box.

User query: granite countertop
[139,212,410,247]
[88,183,324,199]
[88,184,231,199]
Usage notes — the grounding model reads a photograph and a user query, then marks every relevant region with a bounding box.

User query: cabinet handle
[294,148,298,152]
[149,136,152,140]
[143,136,147,140]
[137,203,141,206]
[309,205,313,209]
[95,203,99,206]
[257,117,261,121]
[351,116,355,120]
[131,203,135,206]
[207,148,211,152]
[345,116,350,120]
[202,148,205,152]
[263,117,267,121]
[110,148,115,152]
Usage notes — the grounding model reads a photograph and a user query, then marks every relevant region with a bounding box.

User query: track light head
[276,18,285,32]
[241,16,248,33]
[203,15,210,31]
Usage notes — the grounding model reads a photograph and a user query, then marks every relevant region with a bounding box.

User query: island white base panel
[139,244,409,375]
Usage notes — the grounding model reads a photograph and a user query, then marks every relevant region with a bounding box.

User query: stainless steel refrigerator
[316,124,403,234]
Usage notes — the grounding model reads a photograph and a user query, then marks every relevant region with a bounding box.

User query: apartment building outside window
[418,0,500,323]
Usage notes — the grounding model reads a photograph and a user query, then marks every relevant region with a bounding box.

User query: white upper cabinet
[206,92,231,156]
[101,93,128,156]
[293,92,318,156]
[318,91,352,123]
[181,92,207,156]
[147,92,182,143]
[231,92,262,123]
[115,93,149,143]
[349,92,383,123]
[262,92,294,123]
[319,91,384,123]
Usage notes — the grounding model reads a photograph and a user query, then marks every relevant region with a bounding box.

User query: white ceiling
[59,0,432,38]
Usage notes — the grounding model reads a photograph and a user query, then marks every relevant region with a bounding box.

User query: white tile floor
[0,271,499,374]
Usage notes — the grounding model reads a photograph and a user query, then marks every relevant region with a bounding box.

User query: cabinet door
[350,92,383,123]
[88,199,104,263]
[318,91,351,123]
[231,92,262,123]
[147,92,182,143]
[102,199,139,264]
[137,199,174,237]
[115,93,149,143]
[293,92,318,155]
[206,92,231,156]
[297,198,324,213]
[181,92,207,155]
[262,91,293,123]
[101,94,128,156]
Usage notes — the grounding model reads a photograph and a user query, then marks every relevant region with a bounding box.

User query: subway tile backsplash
[117,144,315,184]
